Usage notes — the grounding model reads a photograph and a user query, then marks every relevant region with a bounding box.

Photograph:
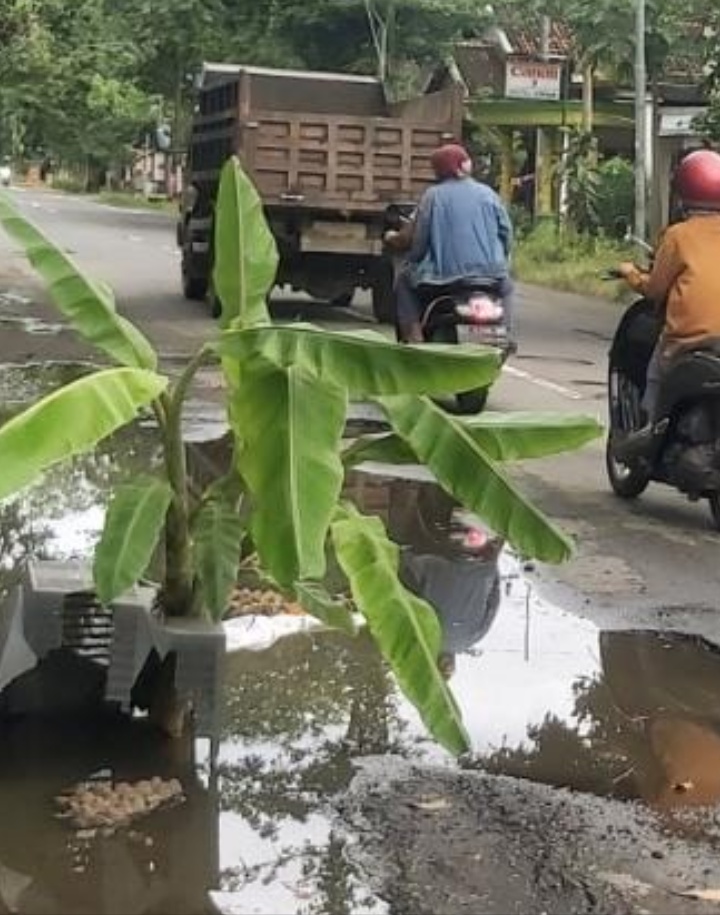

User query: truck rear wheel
[371,263,396,324]
[331,290,354,309]
[182,253,208,301]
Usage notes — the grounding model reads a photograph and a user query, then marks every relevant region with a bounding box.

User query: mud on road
[340,759,720,915]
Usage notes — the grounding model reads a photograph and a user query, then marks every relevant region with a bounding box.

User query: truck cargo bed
[191,65,462,214]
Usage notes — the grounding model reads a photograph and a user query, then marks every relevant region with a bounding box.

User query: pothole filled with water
[2,367,720,912]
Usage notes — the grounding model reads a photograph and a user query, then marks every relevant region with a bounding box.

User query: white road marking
[127,234,143,243]
[503,364,584,400]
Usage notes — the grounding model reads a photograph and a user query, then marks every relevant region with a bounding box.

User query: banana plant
[0,157,602,756]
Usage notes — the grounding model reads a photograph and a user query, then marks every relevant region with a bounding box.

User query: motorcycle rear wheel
[425,324,491,414]
[455,388,489,414]
[605,436,651,499]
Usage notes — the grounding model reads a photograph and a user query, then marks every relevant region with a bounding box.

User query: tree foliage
[1,0,719,173]
[500,0,716,83]
[0,0,489,170]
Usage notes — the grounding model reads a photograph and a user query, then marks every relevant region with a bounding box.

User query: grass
[94,191,177,214]
[513,223,637,301]
[40,179,178,215]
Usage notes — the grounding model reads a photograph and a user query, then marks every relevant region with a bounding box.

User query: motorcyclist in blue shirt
[386,143,514,343]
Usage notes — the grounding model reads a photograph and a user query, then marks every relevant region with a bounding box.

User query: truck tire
[181,252,208,301]
[371,263,396,324]
[331,290,354,309]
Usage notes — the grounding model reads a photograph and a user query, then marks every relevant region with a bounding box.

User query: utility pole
[533,15,552,220]
[634,0,647,240]
[540,15,551,60]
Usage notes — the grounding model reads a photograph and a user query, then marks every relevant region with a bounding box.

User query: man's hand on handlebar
[383,222,413,252]
[618,261,644,279]
[599,262,648,283]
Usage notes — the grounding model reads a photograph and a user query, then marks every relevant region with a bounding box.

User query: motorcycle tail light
[456,296,504,325]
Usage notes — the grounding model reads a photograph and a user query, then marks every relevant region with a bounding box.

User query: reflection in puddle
[3,388,720,910]
[0,717,216,915]
[0,314,66,336]
[0,361,95,405]
[214,631,393,915]
[0,290,66,336]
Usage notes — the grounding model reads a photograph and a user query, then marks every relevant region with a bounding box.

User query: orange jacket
[625,214,720,344]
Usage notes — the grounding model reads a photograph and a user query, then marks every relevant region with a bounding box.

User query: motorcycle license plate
[457,324,504,345]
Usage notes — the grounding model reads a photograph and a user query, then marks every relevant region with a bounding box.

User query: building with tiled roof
[425,10,716,235]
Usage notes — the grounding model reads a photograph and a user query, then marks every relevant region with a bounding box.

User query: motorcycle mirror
[623,229,654,256]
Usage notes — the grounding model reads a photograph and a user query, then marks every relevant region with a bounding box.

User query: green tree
[0,0,154,177]
[263,0,488,90]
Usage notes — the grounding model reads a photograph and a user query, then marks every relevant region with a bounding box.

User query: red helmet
[431,143,471,180]
[675,150,720,210]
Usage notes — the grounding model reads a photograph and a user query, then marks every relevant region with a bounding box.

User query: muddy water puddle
[3,366,720,911]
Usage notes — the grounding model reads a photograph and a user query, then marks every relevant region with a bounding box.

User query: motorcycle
[605,263,720,529]
[383,203,514,415]
[418,280,513,413]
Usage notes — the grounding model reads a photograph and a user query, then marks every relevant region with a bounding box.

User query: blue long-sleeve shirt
[409,177,513,285]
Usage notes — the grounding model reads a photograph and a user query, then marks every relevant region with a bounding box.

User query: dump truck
[178,63,463,321]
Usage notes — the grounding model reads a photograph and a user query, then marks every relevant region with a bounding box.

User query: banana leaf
[462,411,603,460]
[217,323,501,397]
[379,395,574,563]
[0,194,157,370]
[94,476,173,605]
[192,480,246,621]
[344,411,603,467]
[213,155,279,329]
[228,363,347,586]
[294,581,356,635]
[0,367,167,502]
[331,505,470,756]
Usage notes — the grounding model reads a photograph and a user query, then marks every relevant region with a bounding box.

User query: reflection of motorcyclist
[616,150,720,459]
[387,480,503,679]
[387,143,514,344]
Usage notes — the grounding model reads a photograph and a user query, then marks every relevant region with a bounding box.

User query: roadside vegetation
[50,177,176,212]
[93,192,176,213]
[514,224,633,301]
[514,152,639,301]
[0,0,717,191]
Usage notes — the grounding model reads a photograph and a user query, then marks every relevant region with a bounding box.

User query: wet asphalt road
[3,186,718,623]
[4,188,720,913]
